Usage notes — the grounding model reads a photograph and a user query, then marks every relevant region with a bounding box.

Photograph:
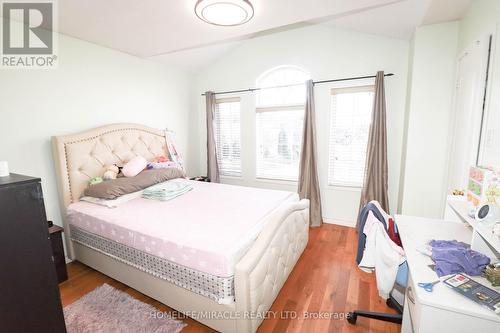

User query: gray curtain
[205,91,220,183]
[358,71,389,225]
[299,80,322,227]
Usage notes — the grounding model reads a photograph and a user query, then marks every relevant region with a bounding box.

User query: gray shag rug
[64,284,186,333]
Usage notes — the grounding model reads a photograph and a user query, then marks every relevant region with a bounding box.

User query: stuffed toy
[89,176,103,185]
[103,165,119,181]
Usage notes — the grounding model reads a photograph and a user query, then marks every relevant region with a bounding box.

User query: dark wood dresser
[0,174,66,333]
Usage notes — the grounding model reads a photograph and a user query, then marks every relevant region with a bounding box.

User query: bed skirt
[70,225,235,304]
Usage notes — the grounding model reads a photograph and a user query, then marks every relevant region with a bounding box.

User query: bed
[52,123,309,333]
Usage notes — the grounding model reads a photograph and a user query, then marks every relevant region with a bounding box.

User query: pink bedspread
[68,180,297,277]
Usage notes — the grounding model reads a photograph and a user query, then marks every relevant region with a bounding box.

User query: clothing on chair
[370,201,402,247]
[358,211,406,299]
[356,201,388,264]
[348,201,406,326]
[356,200,402,264]
[387,218,402,247]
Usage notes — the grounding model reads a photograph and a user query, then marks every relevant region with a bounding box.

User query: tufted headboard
[52,123,169,209]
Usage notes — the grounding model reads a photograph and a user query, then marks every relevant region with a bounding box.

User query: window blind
[328,85,374,187]
[256,105,304,181]
[214,98,242,176]
[254,66,309,182]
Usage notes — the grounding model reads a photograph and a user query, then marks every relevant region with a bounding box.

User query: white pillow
[80,190,143,208]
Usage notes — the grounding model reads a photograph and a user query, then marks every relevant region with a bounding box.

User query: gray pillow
[84,168,186,200]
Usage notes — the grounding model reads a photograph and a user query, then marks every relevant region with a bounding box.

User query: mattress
[67,180,297,277]
[70,225,234,303]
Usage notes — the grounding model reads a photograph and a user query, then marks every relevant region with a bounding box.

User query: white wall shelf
[445,197,500,259]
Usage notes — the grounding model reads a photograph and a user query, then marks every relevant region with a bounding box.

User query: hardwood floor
[59,224,400,333]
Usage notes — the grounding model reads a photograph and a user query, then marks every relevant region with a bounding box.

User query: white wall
[0,19,195,232]
[458,0,500,52]
[195,24,409,225]
[459,0,500,168]
[397,36,415,213]
[1,13,479,233]
[399,22,459,218]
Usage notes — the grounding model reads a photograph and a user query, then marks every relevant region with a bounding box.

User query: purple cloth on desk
[430,240,490,277]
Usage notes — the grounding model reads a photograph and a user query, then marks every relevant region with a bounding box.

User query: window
[255,66,310,181]
[256,107,304,181]
[214,98,242,176]
[256,65,310,107]
[328,85,374,187]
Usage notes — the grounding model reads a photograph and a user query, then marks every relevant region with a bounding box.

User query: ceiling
[149,40,244,73]
[2,0,474,71]
[54,0,399,57]
[151,0,473,71]
[318,0,473,39]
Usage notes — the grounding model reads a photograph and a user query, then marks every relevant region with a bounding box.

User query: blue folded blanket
[430,240,490,277]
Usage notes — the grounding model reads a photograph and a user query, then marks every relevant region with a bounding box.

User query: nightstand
[49,225,68,283]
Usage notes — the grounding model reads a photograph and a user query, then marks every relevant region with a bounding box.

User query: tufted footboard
[234,199,309,333]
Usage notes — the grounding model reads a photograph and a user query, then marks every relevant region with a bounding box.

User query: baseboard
[322,217,356,228]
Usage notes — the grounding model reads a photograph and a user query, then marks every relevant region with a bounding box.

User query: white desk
[396,215,500,333]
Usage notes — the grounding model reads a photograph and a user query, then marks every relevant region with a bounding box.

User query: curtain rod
[201,73,394,96]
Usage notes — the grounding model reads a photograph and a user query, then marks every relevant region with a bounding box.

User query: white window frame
[214,97,242,177]
[327,85,374,188]
[255,104,305,182]
[255,66,309,182]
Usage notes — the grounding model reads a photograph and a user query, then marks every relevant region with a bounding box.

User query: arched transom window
[256,65,310,107]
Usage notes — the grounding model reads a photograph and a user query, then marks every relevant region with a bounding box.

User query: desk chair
[347,263,407,324]
[347,202,407,325]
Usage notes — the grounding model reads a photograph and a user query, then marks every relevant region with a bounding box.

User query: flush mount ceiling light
[195,0,254,26]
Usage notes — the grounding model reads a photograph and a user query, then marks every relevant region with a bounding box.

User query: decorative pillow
[84,168,186,200]
[122,156,147,177]
[147,161,180,170]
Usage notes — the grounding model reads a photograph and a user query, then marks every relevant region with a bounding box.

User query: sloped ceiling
[319,0,473,39]
[151,0,473,71]
[52,0,399,57]
[2,0,473,71]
